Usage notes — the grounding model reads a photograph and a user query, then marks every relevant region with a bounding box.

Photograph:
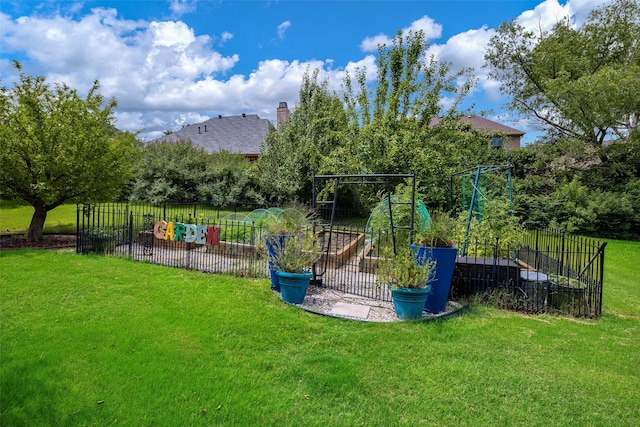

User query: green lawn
[0,200,77,235]
[1,240,639,426]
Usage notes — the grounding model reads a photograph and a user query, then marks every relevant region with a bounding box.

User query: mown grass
[1,240,639,426]
[0,200,77,235]
[603,239,640,318]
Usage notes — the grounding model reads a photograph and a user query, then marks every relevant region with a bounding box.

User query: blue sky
[0,0,609,142]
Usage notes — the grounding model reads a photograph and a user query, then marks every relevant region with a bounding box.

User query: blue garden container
[412,245,457,313]
[264,234,292,291]
[276,271,313,304]
[391,286,431,320]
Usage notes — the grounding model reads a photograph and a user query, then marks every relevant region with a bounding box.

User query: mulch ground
[0,234,76,250]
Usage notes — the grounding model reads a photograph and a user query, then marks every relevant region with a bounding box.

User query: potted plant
[263,204,313,291]
[413,211,459,313]
[271,232,319,304]
[377,247,435,320]
[88,227,122,254]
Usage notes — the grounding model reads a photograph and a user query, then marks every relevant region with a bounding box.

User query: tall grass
[1,243,639,426]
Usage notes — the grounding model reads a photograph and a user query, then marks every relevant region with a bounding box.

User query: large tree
[0,62,139,241]
[485,0,640,146]
[259,68,348,202]
[342,30,487,208]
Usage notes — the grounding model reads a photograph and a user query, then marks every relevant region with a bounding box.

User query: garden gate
[312,173,416,286]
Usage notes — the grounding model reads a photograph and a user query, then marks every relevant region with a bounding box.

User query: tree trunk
[27,202,48,243]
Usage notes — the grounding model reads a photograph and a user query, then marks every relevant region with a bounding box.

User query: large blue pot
[276,271,313,304]
[264,234,293,291]
[412,245,457,313]
[391,286,431,320]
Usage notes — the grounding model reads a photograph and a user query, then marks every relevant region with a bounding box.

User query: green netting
[220,213,252,224]
[365,196,431,238]
[219,213,254,243]
[452,165,514,256]
[247,209,275,222]
[266,207,286,218]
[458,168,510,221]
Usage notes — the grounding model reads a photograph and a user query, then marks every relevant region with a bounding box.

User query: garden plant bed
[317,230,365,267]
[0,234,76,250]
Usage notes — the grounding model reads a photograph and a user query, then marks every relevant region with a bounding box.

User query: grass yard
[1,239,639,426]
[0,201,287,237]
[0,200,77,235]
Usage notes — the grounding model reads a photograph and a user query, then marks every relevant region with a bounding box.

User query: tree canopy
[340,30,488,209]
[0,61,140,241]
[259,31,490,210]
[259,68,348,202]
[485,0,640,146]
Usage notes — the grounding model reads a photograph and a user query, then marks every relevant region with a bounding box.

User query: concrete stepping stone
[329,302,371,319]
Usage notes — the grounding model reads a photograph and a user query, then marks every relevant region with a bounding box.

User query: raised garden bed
[318,230,365,268]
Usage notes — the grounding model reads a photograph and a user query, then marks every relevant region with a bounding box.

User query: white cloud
[427,26,493,71]
[277,20,291,40]
[516,0,570,33]
[405,16,442,40]
[0,8,257,137]
[360,15,442,52]
[149,21,196,48]
[567,0,614,26]
[360,33,391,52]
[219,31,233,44]
[169,0,198,18]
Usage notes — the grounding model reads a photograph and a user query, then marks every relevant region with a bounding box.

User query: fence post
[76,204,80,254]
[533,228,540,270]
[597,241,607,317]
[128,212,134,258]
[560,229,566,277]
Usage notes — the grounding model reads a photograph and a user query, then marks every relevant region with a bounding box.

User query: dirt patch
[0,234,76,250]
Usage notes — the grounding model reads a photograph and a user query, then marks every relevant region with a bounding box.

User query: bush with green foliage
[131,141,263,205]
[507,138,640,239]
[458,198,526,258]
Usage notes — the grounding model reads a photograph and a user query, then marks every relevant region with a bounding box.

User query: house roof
[151,114,273,155]
[430,115,525,136]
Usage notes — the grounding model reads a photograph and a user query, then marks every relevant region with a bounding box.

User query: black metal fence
[77,203,605,318]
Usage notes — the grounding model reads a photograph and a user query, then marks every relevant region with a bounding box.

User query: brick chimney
[277,101,290,131]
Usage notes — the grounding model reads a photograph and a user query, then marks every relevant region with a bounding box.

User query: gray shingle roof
[430,115,524,136]
[152,114,273,155]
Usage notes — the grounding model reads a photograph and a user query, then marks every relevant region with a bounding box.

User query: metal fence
[516,229,606,317]
[77,203,605,318]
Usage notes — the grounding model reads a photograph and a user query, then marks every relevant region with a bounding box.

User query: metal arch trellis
[449,165,513,257]
[312,173,416,284]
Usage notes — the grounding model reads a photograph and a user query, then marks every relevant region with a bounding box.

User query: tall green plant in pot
[271,232,319,304]
[377,247,435,320]
[413,211,459,313]
[548,274,587,312]
[88,228,122,254]
[263,204,313,291]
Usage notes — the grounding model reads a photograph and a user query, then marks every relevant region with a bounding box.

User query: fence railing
[77,203,605,318]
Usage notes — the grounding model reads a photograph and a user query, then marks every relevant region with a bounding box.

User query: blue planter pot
[265,234,294,291]
[391,286,431,320]
[412,245,457,313]
[276,271,313,304]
